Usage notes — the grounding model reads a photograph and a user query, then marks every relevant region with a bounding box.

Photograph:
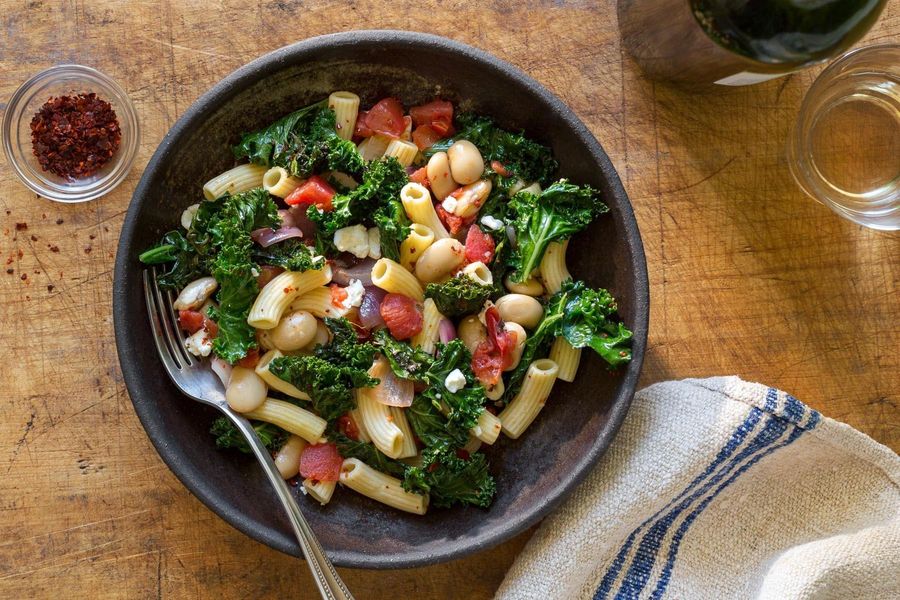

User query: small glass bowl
[2,64,140,203]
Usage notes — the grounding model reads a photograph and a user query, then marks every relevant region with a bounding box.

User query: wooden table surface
[1,2,897,598]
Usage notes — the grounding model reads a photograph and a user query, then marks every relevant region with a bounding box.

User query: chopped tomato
[178,310,205,333]
[236,348,260,369]
[337,414,361,441]
[410,99,454,136]
[380,293,423,340]
[300,443,343,482]
[412,124,444,151]
[329,284,348,308]
[364,98,406,138]
[491,161,510,177]
[464,225,495,264]
[204,318,219,338]
[256,265,284,288]
[409,167,430,188]
[284,176,336,211]
[435,203,475,236]
[471,306,516,386]
[353,109,373,138]
[455,448,471,460]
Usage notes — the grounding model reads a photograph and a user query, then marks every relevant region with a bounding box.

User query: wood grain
[1,1,897,598]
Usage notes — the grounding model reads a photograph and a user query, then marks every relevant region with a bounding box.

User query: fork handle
[224,409,354,600]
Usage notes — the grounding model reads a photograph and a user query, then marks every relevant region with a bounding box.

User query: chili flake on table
[29,92,121,179]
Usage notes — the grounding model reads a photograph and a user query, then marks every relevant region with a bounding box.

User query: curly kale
[210,417,289,454]
[268,355,377,423]
[507,180,608,283]
[250,238,324,272]
[425,113,557,185]
[403,446,496,509]
[372,328,434,380]
[424,276,494,318]
[308,157,408,236]
[504,279,632,400]
[315,318,378,370]
[138,230,206,290]
[233,101,363,178]
[372,198,411,262]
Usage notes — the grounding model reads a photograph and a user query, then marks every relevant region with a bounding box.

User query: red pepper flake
[30,93,121,179]
[17,249,23,259]
[15,223,27,231]
[56,218,64,225]
[5,268,13,275]
[30,235,37,241]
[49,245,59,253]
[47,284,54,292]
[5,257,12,265]
[20,273,27,281]
[89,234,96,240]
[84,245,92,254]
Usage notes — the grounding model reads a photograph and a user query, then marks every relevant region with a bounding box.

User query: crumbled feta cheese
[367,227,381,259]
[480,215,504,231]
[251,267,260,278]
[184,329,212,357]
[333,224,370,258]
[442,196,459,214]
[181,203,200,230]
[345,279,365,309]
[444,368,466,393]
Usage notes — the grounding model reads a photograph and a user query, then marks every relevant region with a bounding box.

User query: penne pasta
[248,266,332,329]
[411,298,443,354]
[303,478,337,505]
[356,387,404,459]
[328,91,360,141]
[400,182,450,239]
[262,166,304,198]
[255,349,311,400]
[540,240,572,294]
[244,398,327,443]
[383,139,418,167]
[357,134,392,161]
[371,258,424,301]
[202,164,267,200]
[339,458,428,515]
[390,406,418,459]
[498,359,559,439]
[550,336,582,382]
[289,286,338,318]
[400,223,435,270]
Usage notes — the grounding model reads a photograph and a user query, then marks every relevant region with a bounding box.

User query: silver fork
[143,268,354,600]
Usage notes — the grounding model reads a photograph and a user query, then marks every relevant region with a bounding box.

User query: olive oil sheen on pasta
[618,0,887,86]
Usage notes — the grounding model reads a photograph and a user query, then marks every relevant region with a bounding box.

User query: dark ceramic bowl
[113,30,648,569]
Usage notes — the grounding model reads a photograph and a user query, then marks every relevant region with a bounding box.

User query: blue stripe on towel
[593,389,776,600]
[611,391,791,600]
[648,409,820,599]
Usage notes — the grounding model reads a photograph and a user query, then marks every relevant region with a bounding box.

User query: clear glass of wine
[788,44,900,231]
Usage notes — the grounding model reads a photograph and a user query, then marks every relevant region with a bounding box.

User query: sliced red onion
[369,357,414,407]
[332,258,376,286]
[358,288,386,329]
[277,209,297,228]
[405,166,418,175]
[210,357,232,387]
[251,226,304,248]
[506,224,517,247]
[439,318,457,343]
[288,205,318,239]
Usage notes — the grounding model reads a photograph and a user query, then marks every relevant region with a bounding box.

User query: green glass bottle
[618,0,887,86]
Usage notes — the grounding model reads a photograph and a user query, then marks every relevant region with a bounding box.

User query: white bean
[415,238,466,284]
[447,140,485,185]
[226,367,267,413]
[426,152,458,200]
[458,315,486,354]
[274,435,307,479]
[173,276,218,310]
[495,294,544,329]
[269,310,317,352]
[504,274,544,297]
[503,322,527,371]
[451,179,492,218]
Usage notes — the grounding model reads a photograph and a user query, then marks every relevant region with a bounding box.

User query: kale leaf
[268,355,377,423]
[210,417,289,454]
[403,446,496,509]
[426,113,557,185]
[424,275,494,317]
[250,238,325,272]
[373,328,434,381]
[504,279,632,400]
[372,198,411,262]
[507,180,608,283]
[315,318,378,370]
[233,101,363,178]
[308,157,408,236]
[138,230,206,290]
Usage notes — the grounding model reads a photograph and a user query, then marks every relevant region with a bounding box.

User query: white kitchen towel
[495,377,900,600]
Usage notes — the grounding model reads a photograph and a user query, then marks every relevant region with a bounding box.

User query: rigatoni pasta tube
[390,406,418,459]
[262,166,304,198]
[244,398,327,443]
[356,387,404,459]
[550,336,581,382]
[471,408,502,445]
[202,164,267,200]
[384,139,418,167]
[255,350,311,400]
[371,258,424,301]
[248,265,332,329]
[400,223,435,270]
[348,408,371,443]
[328,91,359,141]
[540,240,572,294]
[289,286,336,318]
[303,478,337,505]
[357,134,391,161]
[339,458,428,515]
[400,182,449,239]
[498,359,559,439]
[411,298,442,354]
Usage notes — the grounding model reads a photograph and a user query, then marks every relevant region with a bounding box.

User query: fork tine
[144,269,182,373]
[163,284,196,367]
[150,268,193,368]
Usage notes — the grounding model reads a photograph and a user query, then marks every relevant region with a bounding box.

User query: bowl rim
[113,29,649,569]
[2,64,141,203]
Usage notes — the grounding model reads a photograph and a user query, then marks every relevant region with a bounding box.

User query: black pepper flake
[47,284,54,292]
[15,223,27,231]
[30,93,121,179]
[6,268,13,274]
[56,218,64,225]
[30,235,38,241]
[49,245,59,252]
[89,234,96,240]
